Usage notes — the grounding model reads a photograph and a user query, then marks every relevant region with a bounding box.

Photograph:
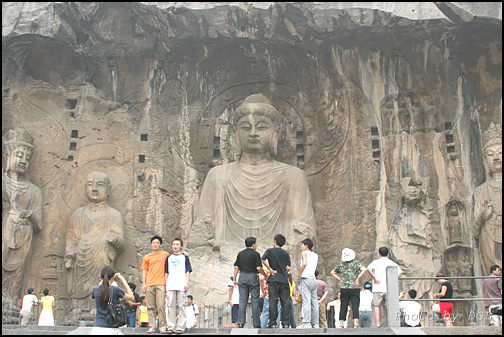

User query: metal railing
[386,266,502,327]
[3,271,500,328]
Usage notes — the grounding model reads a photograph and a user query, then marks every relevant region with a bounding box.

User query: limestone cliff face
[2,2,501,310]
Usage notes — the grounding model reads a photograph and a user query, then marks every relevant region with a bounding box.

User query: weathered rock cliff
[2,2,501,314]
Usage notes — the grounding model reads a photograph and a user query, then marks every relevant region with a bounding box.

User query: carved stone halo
[60,144,133,213]
[186,82,349,177]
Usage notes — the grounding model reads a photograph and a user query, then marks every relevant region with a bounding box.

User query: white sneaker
[296,323,312,329]
[312,324,319,328]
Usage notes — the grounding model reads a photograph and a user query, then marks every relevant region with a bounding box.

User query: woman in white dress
[38,289,55,326]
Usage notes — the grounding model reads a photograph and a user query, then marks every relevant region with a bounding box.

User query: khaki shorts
[372,292,387,306]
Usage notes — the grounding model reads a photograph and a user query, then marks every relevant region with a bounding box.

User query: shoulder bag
[107,287,129,327]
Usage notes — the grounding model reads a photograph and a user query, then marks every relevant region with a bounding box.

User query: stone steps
[2,325,502,335]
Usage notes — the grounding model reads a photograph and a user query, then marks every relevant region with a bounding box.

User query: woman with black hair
[433,274,454,327]
[90,266,134,335]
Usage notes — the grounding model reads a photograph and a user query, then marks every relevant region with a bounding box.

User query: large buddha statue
[188,95,316,301]
[193,94,316,249]
[474,122,502,273]
[2,128,43,303]
[64,171,125,306]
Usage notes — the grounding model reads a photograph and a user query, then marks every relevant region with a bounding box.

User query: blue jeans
[231,304,239,323]
[261,298,285,328]
[126,310,136,327]
[359,310,372,328]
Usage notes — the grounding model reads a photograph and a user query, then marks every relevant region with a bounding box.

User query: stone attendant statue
[2,128,43,302]
[474,122,502,273]
[192,93,316,257]
[65,171,125,305]
[389,176,440,297]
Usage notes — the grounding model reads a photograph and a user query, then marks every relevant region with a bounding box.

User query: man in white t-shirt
[399,289,422,327]
[185,295,199,329]
[165,238,192,333]
[366,247,403,328]
[20,288,40,325]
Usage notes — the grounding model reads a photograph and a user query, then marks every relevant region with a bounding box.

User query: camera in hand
[490,306,502,316]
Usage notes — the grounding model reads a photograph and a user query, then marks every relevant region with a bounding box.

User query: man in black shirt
[261,234,291,328]
[234,237,267,328]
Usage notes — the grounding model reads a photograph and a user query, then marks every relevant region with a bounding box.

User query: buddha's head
[401,176,425,206]
[233,94,282,157]
[85,171,111,203]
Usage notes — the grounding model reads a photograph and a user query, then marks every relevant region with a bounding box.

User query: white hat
[341,248,356,262]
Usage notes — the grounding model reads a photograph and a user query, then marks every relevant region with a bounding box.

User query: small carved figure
[447,201,463,245]
[474,122,502,273]
[397,98,411,134]
[410,95,425,133]
[2,128,43,302]
[381,95,396,135]
[64,171,125,306]
[426,98,439,132]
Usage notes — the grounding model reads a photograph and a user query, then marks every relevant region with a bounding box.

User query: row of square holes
[68,123,456,164]
[67,130,149,162]
[370,121,455,162]
[210,131,306,166]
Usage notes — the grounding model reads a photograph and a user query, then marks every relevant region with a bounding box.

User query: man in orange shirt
[142,235,170,333]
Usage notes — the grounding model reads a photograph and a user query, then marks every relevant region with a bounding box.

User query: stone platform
[1,325,502,335]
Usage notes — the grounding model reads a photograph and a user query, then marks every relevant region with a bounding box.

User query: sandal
[174,329,184,334]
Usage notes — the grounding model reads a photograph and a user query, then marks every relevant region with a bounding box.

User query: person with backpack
[90,266,134,334]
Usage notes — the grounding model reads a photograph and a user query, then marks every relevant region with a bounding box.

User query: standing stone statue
[64,171,125,308]
[474,122,502,274]
[389,176,440,297]
[2,128,43,303]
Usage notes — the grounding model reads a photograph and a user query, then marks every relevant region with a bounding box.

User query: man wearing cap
[20,287,40,325]
[330,248,367,328]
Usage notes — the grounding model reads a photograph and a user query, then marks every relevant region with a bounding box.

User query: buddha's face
[484,143,502,174]
[236,113,277,155]
[403,185,422,205]
[85,172,109,203]
[7,145,32,175]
